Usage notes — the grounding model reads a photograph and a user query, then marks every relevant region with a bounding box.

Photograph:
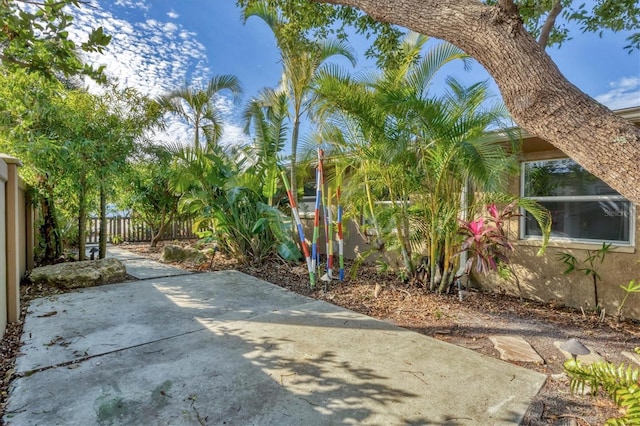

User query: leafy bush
[564,350,640,425]
[194,186,300,265]
[617,279,640,321]
[458,202,518,275]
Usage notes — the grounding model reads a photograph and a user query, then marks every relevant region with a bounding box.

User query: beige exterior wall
[300,214,375,260]
[475,108,640,320]
[0,155,30,337]
[0,159,8,335]
[475,193,640,320]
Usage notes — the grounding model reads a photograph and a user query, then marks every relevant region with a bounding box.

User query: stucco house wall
[0,155,30,337]
[474,106,640,320]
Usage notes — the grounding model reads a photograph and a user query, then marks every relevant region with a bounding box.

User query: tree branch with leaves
[1,0,111,80]
[238,0,640,204]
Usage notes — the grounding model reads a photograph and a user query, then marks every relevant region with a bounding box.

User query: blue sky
[71,0,640,146]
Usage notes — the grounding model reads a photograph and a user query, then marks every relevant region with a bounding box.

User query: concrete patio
[3,250,545,425]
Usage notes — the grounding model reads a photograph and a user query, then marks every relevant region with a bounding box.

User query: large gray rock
[159,245,206,264]
[30,258,127,289]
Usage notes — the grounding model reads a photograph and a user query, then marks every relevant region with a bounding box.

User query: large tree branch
[538,0,563,48]
[311,0,640,203]
[497,0,519,16]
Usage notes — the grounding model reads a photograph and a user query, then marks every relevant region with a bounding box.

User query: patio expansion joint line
[17,327,209,378]
[129,272,194,280]
[128,270,208,282]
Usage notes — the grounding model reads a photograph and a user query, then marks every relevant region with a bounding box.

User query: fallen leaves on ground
[1,242,638,426]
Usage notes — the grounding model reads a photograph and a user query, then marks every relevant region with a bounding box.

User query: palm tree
[313,33,518,288]
[243,0,356,199]
[159,75,243,152]
[242,87,289,206]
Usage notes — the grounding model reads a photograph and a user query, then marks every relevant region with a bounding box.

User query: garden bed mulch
[2,242,639,425]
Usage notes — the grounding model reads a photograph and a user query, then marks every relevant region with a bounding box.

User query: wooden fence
[86,217,195,244]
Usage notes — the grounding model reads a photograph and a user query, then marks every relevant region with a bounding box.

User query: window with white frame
[521,158,634,245]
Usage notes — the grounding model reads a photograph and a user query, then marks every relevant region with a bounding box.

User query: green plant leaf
[277,240,302,261]
[251,217,268,234]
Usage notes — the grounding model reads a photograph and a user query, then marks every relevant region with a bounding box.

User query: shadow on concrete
[5,270,540,425]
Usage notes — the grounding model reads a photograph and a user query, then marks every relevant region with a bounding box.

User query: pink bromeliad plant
[459,202,519,275]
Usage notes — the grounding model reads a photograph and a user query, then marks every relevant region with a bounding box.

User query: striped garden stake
[336,185,344,281]
[326,185,334,279]
[280,170,314,287]
[317,148,331,282]
[312,167,322,280]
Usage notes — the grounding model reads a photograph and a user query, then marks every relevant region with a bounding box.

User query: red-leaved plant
[459,202,520,275]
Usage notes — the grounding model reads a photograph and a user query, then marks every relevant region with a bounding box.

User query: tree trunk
[77,173,87,261]
[38,175,61,263]
[39,197,57,263]
[99,183,107,259]
[313,0,640,203]
[149,210,169,248]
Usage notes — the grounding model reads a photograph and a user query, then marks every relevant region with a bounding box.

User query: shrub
[564,350,640,425]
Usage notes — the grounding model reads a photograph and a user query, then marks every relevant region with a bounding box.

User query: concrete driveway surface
[3,254,545,425]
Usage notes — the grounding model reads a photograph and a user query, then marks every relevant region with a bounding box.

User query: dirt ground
[2,241,640,425]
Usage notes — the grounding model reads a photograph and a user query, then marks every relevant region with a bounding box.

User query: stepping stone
[622,351,640,366]
[490,335,544,364]
[553,341,604,365]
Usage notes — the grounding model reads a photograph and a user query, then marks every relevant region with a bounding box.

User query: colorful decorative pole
[336,185,344,281]
[317,148,331,283]
[326,185,334,279]
[312,167,322,281]
[280,170,314,287]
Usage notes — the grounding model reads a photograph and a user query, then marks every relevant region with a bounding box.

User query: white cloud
[70,8,211,97]
[167,10,179,19]
[154,116,191,147]
[221,124,251,147]
[595,76,640,110]
[214,97,236,117]
[65,3,254,145]
[114,0,150,11]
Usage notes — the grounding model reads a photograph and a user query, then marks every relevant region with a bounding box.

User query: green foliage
[458,203,518,276]
[242,87,289,205]
[170,145,300,265]
[211,188,300,263]
[311,33,520,290]
[118,145,182,247]
[565,355,640,425]
[243,0,357,199]
[158,75,243,152]
[0,0,111,80]
[238,0,640,67]
[617,278,640,321]
[557,242,612,309]
[239,0,401,68]
[189,186,300,264]
[0,68,159,260]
